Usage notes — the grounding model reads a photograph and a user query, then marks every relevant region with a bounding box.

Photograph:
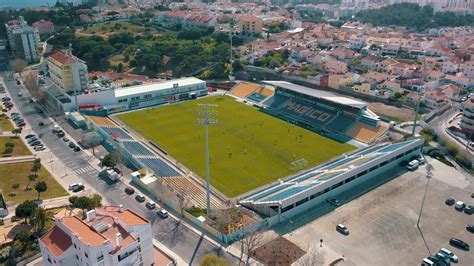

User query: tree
[200,254,231,266]
[31,207,50,233]
[11,128,21,137]
[90,194,102,208]
[31,162,41,175]
[22,71,41,99]
[10,59,27,75]
[26,174,38,190]
[34,181,48,200]
[116,63,123,73]
[71,196,92,218]
[100,153,117,168]
[296,245,326,266]
[239,229,263,265]
[11,183,19,195]
[68,195,78,205]
[15,200,37,223]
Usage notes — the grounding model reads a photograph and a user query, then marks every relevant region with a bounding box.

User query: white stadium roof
[263,81,367,109]
[114,77,205,98]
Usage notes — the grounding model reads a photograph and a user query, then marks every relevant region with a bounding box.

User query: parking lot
[286,157,473,265]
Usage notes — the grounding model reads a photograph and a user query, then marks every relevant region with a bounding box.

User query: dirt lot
[285,157,473,265]
[368,102,415,122]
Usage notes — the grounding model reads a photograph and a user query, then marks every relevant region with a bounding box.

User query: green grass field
[0,136,31,157]
[0,162,68,204]
[117,96,355,197]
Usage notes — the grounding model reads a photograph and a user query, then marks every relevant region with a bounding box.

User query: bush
[3,147,13,154]
[4,142,14,148]
[455,152,472,169]
[186,206,207,217]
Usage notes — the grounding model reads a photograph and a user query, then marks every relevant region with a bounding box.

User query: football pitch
[117,96,356,197]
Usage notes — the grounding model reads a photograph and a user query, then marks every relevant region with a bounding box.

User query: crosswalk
[73,165,97,175]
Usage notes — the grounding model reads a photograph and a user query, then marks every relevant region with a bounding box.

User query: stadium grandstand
[261,81,386,144]
[240,138,423,219]
[230,82,275,103]
[85,116,181,178]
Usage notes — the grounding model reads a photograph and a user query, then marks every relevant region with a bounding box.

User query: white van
[406,160,419,170]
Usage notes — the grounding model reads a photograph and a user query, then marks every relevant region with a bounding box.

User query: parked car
[38,122,44,126]
[29,140,41,146]
[464,205,473,215]
[327,198,341,206]
[421,258,434,266]
[145,201,156,209]
[454,201,465,211]
[68,183,83,191]
[28,99,34,103]
[72,184,85,192]
[27,137,38,143]
[62,137,69,142]
[25,134,35,139]
[68,142,76,148]
[57,131,65,137]
[438,248,458,262]
[17,92,22,97]
[445,197,455,206]
[449,238,470,251]
[73,146,81,152]
[1,96,11,102]
[336,224,349,235]
[34,146,45,151]
[135,194,145,202]
[124,187,135,195]
[467,225,474,233]
[406,159,419,170]
[157,209,169,218]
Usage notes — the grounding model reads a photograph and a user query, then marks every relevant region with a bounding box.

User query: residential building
[5,16,38,63]
[237,15,263,35]
[33,20,55,36]
[461,97,474,135]
[48,51,88,94]
[441,84,461,100]
[39,205,154,266]
[463,60,474,79]
[425,89,447,108]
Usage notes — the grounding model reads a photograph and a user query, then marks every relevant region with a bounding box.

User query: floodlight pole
[417,160,433,256]
[197,104,218,218]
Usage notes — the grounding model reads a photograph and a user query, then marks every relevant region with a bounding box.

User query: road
[2,73,229,265]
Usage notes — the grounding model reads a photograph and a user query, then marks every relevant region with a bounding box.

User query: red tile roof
[61,216,108,246]
[40,225,72,257]
[49,52,75,65]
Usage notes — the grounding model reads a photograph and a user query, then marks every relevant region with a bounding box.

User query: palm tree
[31,207,51,233]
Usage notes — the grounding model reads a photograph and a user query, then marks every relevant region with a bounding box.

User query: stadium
[84,78,422,231]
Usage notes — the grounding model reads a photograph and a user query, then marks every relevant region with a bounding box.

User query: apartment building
[48,51,88,94]
[238,15,263,35]
[39,205,154,266]
[461,98,474,135]
[5,16,38,63]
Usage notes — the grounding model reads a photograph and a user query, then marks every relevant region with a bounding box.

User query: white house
[39,206,154,266]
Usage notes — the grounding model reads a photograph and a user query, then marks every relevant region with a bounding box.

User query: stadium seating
[86,115,117,127]
[101,127,133,140]
[163,177,222,209]
[123,141,155,157]
[326,114,356,133]
[247,92,266,103]
[139,157,180,177]
[262,91,373,139]
[346,123,389,144]
[247,183,293,201]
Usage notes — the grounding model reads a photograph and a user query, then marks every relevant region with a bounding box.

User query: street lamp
[417,159,433,255]
[196,104,218,218]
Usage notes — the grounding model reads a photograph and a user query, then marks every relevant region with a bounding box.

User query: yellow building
[238,15,263,35]
[48,51,88,93]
